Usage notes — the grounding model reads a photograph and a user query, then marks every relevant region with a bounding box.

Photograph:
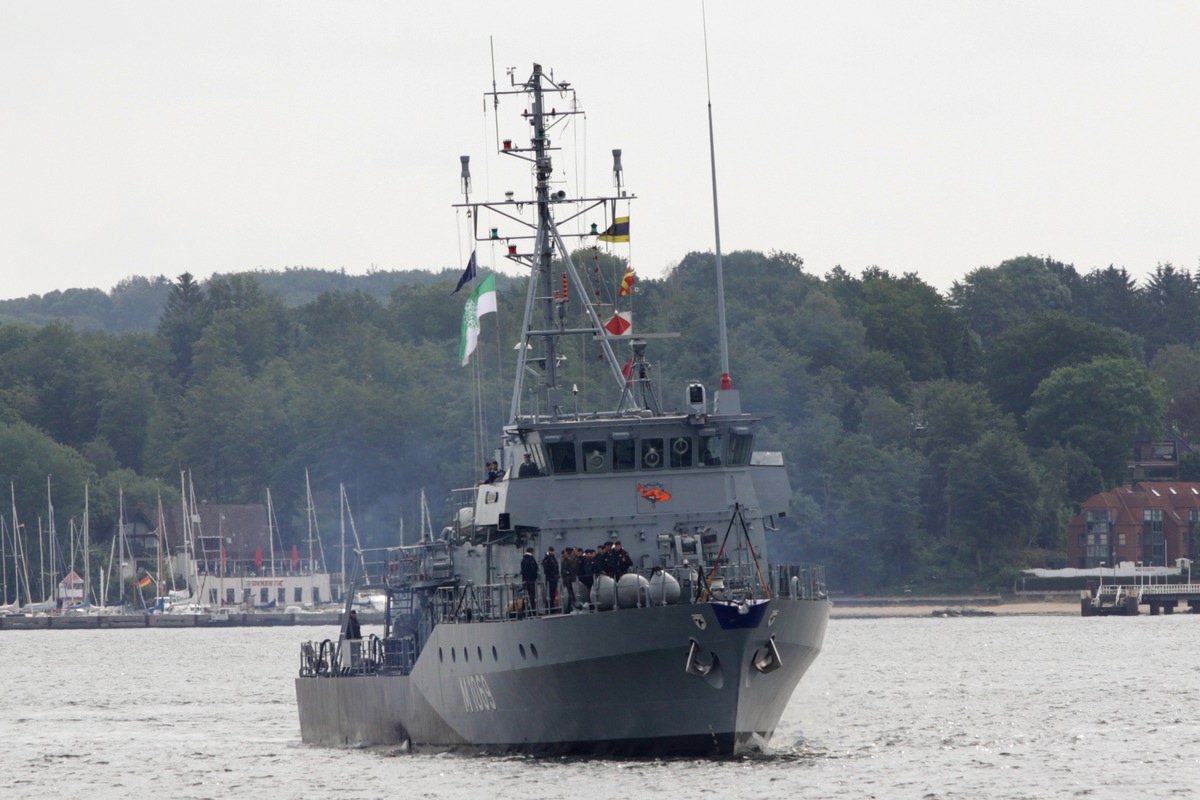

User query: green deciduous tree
[985,312,1135,419]
[1027,356,1168,486]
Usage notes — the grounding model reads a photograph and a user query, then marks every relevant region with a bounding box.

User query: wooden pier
[1081,583,1200,616]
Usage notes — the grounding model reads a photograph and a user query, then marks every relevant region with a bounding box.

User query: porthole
[438,648,443,662]
[477,646,483,661]
[519,644,526,659]
[464,647,469,662]
[451,648,456,662]
[492,646,498,661]
[530,643,539,659]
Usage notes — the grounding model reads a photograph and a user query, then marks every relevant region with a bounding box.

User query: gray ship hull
[296,595,829,755]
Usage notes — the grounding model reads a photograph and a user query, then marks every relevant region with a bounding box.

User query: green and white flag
[459,272,496,366]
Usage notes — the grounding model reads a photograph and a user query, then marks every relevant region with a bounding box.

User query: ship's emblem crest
[637,482,672,505]
[691,613,706,630]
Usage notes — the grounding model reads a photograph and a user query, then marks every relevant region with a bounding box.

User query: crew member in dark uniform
[542,546,560,612]
[518,452,540,478]
[345,609,362,639]
[578,548,595,601]
[520,547,539,615]
[560,547,578,611]
[613,541,633,578]
[598,542,616,577]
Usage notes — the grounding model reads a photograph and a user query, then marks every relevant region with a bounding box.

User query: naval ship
[295,63,830,756]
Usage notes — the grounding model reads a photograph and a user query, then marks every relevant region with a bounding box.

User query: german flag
[597,216,630,242]
[137,575,152,589]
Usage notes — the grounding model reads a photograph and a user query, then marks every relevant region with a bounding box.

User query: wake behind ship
[294,62,830,756]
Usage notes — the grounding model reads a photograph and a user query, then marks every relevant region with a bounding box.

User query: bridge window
[641,438,664,470]
[583,441,608,472]
[546,441,576,474]
[613,439,636,471]
[699,433,722,467]
[728,433,754,466]
[670,436,692,468]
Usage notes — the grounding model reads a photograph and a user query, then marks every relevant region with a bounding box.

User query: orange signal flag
[618,267,636,297]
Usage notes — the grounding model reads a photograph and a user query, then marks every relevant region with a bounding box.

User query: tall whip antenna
[702,2,732,390]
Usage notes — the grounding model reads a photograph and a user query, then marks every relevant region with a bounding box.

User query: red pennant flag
[622,359,634,387]
[255,546,263,570]
[291,544,300,569]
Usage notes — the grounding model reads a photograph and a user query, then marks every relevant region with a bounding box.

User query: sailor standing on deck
[560,547,578,611]
[542,547,560,612]
[520,548,539,615]
[577,548,595,602]
[613,541,633,578]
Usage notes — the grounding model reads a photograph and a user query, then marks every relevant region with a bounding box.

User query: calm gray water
[3,614,1198,799]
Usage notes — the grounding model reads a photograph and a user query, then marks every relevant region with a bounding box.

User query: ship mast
[456,63,634,425]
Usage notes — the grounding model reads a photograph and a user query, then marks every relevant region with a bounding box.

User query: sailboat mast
[0,516,7,605]
[13,483,32,607]
[118,487,126,605]
[83,483,90,606]
[47,474,56,604]
[339,483,346,601]
[305,469,316,601]
[156,492,165,603]
[266,488,277,578]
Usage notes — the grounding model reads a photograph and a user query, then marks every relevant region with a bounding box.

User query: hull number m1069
[460,674,496,713]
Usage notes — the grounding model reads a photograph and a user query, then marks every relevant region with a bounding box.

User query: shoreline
[831,598,1080,619]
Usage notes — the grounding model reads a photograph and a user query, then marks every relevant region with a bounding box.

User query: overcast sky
[2,1,1198,302]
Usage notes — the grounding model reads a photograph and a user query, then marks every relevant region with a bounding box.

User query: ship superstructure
[295,63,829,756]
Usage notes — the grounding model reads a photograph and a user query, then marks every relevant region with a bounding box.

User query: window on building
[1085,533,1110,568]
[277,587,286,603]
[1143,508,1165,565]
[260,588,269,604]
[226,588,236,605]
[1086,509,1111,534]
[312,587,321,605]
[1191,510,1200,559]
[294,587,303,603]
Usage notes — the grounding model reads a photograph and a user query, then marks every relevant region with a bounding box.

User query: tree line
[0,252,1194,595]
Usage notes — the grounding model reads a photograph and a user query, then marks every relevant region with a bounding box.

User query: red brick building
[1068,482,1200,569]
